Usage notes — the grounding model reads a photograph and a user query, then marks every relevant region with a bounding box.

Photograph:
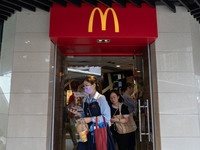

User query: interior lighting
[137,70,141,73]
[116,65,120,68]
[67,68,101,76]
[96,39,110,43]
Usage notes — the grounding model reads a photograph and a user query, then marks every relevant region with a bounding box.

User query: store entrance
[59,49,155,150]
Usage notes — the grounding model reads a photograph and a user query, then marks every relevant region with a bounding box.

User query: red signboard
[50,3,158,55]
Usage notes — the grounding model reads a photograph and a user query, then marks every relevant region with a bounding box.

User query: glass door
[61,55,155,150]
[135,45,155,150]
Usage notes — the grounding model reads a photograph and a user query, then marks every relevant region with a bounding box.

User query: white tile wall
[9,94,48,115]
[159,93,199,115]
[161,137,200,150]
[13,52,50,72]
[0,114,8,136]
[7,115,47,137]
[156,5,200,150]
[155,33,192,52]
[11,72,49,93]
[157,72,197,93]
[0,14,16,75]
[156,52,194,72]
[0,13,17,150]
[6,138,47,150]
[14,32,51,52]
[16,13,50,33]
[5,8,51,150]
[160,115,199,137]
[0,94,9,114]
[156,6,191,33]
[190,16,200,77]
[0,114,7,150]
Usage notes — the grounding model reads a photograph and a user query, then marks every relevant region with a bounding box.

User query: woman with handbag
[109,90,136,150]
[69,75,116,150]
[122,83,137,150]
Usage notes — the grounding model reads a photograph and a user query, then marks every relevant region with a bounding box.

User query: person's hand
[68,107,81,117]
[77,117,92,124]
[111,116,119,123]
[77,118,86,124]
[83,117,92,123]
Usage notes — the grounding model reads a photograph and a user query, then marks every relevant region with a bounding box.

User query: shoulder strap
[119,103,122,115]
[113,108,118,116]
[97,94,102,107]
[113,103,122,116]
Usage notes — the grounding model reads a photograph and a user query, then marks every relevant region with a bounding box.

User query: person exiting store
[68,75,116,150]
[122,83,137,150]
[109,90,132,150]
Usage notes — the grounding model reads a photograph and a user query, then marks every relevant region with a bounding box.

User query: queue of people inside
[67,75,137,150]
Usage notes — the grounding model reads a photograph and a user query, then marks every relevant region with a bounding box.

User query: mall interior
[0,0,200,150]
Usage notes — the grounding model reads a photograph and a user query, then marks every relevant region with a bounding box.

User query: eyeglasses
[83,85,91,89]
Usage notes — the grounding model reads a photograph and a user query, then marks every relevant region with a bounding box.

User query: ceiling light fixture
[96,39,111,43]
[116,65,120,68]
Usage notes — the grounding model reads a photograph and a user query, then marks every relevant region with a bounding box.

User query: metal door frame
[50,44,156,150]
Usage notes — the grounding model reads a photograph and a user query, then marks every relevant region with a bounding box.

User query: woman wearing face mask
[69,75,116,150]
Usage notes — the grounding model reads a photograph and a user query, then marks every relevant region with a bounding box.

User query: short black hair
[109,90,124,103]
[121,82,133,92]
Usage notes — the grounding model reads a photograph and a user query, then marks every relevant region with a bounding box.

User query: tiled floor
[63,139,74,150]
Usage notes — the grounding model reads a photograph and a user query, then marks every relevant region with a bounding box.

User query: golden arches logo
[88,8,119,33]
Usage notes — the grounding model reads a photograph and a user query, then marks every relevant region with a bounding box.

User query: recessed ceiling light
[116,65,120,68]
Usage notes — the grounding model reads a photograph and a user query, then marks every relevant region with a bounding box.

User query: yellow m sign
[88,8,119,33]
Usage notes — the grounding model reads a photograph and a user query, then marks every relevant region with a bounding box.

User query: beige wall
[4,9,52,150]
[0,14,16,150]
[154,6,200,150]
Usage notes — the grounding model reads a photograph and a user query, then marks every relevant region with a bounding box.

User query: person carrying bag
[68,75,116,150]
[110,90,137,150]
[114,103,137,134]
[94,116,107,150]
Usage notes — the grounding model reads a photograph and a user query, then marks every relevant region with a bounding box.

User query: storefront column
[153,6,200,150]
[5,9,52,150]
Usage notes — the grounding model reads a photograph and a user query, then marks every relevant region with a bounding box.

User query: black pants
[112,131,136,150]
[128,131,136,150]
[113,132,129,150]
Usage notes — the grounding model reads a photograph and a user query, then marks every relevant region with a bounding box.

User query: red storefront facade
[50,3,158,56]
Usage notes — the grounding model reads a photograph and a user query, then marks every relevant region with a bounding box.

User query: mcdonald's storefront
[48,2,200,150]
[50,3,157,56]
[49,3,159,150]
[1,1,200,150]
